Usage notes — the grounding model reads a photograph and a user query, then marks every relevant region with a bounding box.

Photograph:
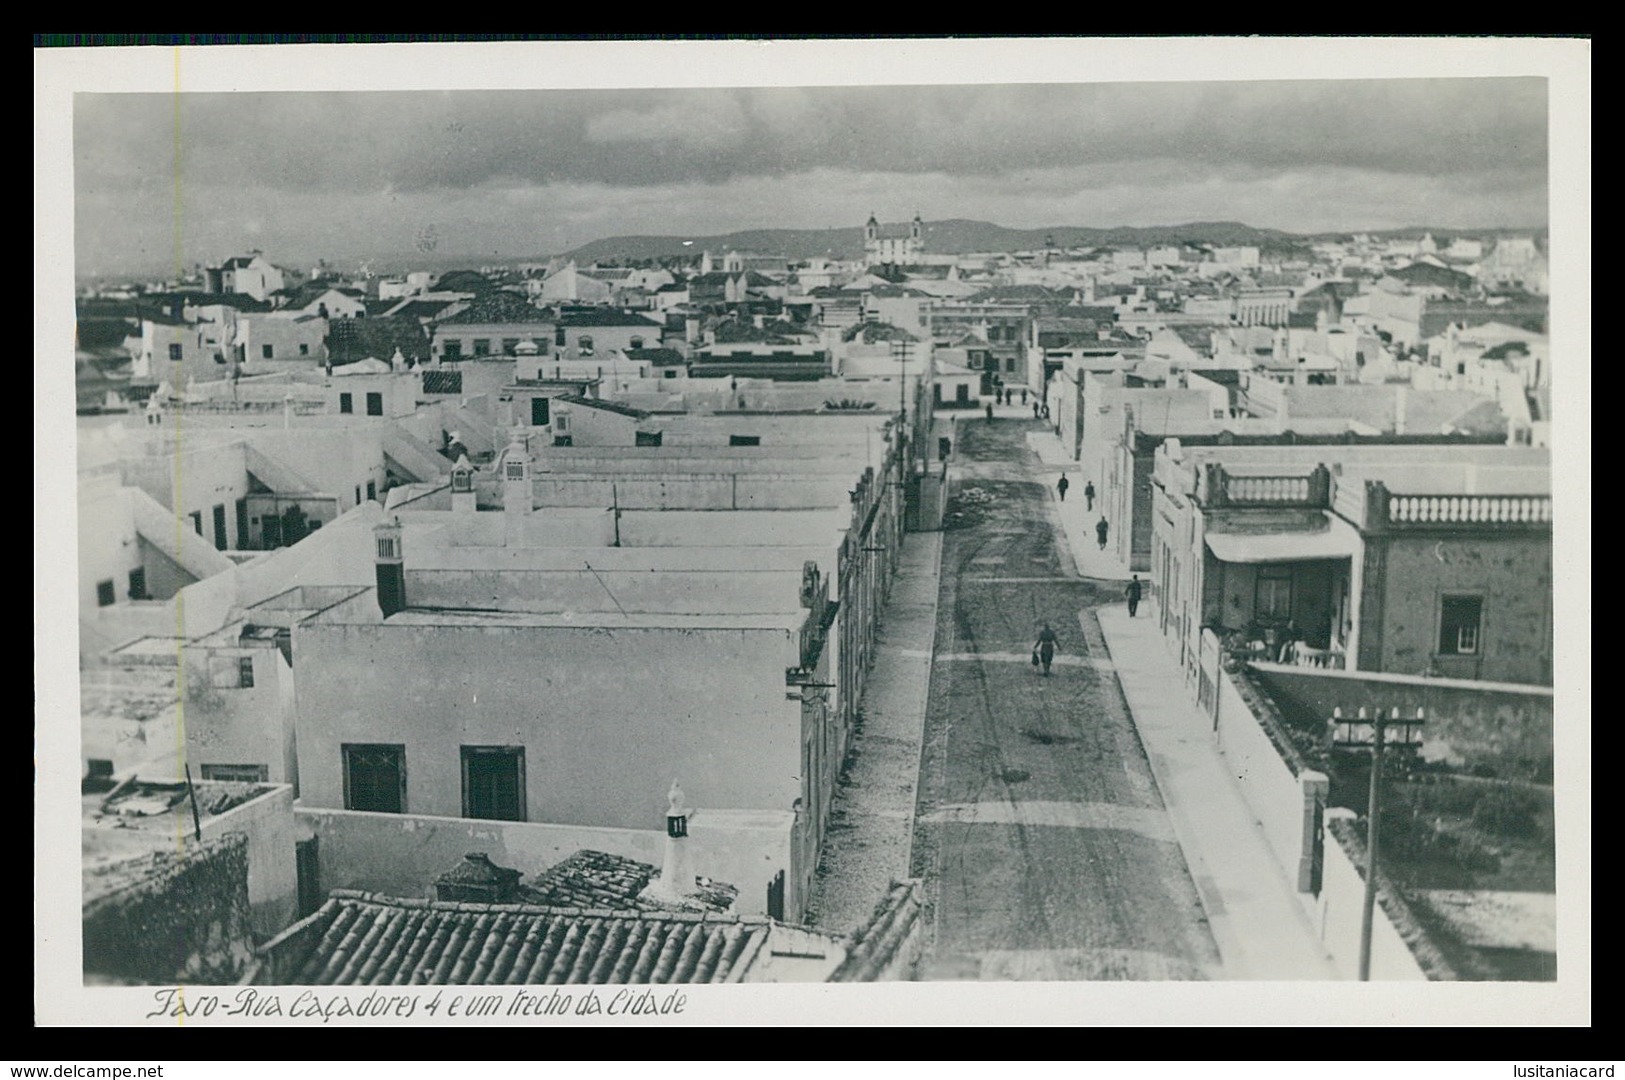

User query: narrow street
[908,415,1223,980]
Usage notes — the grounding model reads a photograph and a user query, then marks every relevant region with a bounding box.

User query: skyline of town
[66,57,1556,277]
[38,38,1589,1027]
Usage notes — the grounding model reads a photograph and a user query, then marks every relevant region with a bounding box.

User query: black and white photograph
[35,37,1590,1026]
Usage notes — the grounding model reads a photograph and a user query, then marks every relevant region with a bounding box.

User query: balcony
[1364,482,1552,531]
[1198,463,1331,509]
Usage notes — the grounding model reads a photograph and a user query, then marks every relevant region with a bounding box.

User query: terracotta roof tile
[265,891,773,985]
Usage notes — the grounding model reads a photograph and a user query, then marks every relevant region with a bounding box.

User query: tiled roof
[393,299,460,322]
[434,270,500,294]
[522,850,655,909]
[1171,325,1215,352]
[557,394,651,420]
[712,319,813,345]
[1389,262,1475,291]
[439,292,550,325]
[624,348,687,365]
[1480,341,1531,360]
[263,891,771,985]
[828,880,924,982]
[328,316,432,363]
[555,310,664,328]
[842,321,919,344]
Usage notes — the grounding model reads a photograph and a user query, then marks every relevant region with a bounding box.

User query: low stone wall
[1212,667,1459,979]
[1251,664,1554,782]
[296,806,797,918]
[1215,665,1325,892]
[83,833,255,985]
[1315,815,1456,981]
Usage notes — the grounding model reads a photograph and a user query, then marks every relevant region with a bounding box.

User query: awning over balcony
[1204,512,1362,564]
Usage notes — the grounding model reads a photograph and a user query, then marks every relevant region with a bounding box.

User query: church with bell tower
[864,212,925,266]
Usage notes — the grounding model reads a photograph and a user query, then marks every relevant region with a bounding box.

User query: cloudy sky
[71,75,1549,276]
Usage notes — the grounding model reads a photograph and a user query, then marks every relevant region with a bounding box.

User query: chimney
[434,852,521,904]
[644,780,694,904]
[374,517,406,617]
[450,454,477,513]
[685,317,700,344]
[501,430,532,546]
[1394,384,1409,435]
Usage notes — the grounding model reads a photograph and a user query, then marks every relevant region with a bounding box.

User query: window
[555,326,567,347]
[443,340,463,360]
[366,392,383,416]
[343,744,405,813]
[729,434,761,447]
[472,339,491,357]
[502,338,520,356]
[577,335,594,355]
[168,343,183,361]
[262,344,275,360]
[299,343,310,356]
[189,511,203,536]
[201,764,268,783]
[213,504,228,550]
[1254,566,1293,622]
[355,486,362,505]
[636,430,663,447]
[96,579,116,607]
[1438,595,1483,655]
[128,568,147,600]
[366,481,376,502]
[629,336,644,350]
[1005,357,1017,373]
[461,746,525,822]
[238,656,255,688]
[532,338,550,354]
[504,459,526,480]
[339,392,353,414]
[530,397,550,426]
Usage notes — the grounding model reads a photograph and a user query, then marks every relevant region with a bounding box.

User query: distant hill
[558,219,1312,264]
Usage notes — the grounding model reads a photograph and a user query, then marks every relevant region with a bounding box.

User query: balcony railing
[1201,463,1331,508]
[1385,494,1552,525]
[1226,475,1312,503]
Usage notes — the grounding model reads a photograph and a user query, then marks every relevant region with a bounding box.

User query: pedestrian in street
[1126,574,1143,617]
[985,401,994,422]
[1033,623,1059,676]
[1096,516,1109,551]
[1032,400,1041,419]
[1084,480,1096,510]
[1041,403,1051,420]
[1057,474,1070,502]
[1021,388,1029,405]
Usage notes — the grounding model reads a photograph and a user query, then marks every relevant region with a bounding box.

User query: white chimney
[644,780,694,904]
[501,429,532,545]
[450,454,477,513]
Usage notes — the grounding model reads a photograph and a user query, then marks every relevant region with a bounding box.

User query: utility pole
[1331,705,1425,981]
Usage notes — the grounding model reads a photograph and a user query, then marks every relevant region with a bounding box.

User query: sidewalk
[1096,599,1340,980]
[803,530,943,932]
[1026,429,1134,581]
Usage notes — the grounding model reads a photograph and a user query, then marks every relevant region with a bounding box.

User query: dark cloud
[75,79,1548,196]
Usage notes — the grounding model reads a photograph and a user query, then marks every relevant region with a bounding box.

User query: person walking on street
[1084,481,1096,511]
[1057,474,1070,502]
[1126,574,1143,617]
[1033,623,1060,676]
[1021,388,1028,405]
[1032,400,1041,419]
[985,401,994,422]
[1096,516,1109,551]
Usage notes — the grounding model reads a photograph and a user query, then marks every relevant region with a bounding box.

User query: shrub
[1472,789,1540,839]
